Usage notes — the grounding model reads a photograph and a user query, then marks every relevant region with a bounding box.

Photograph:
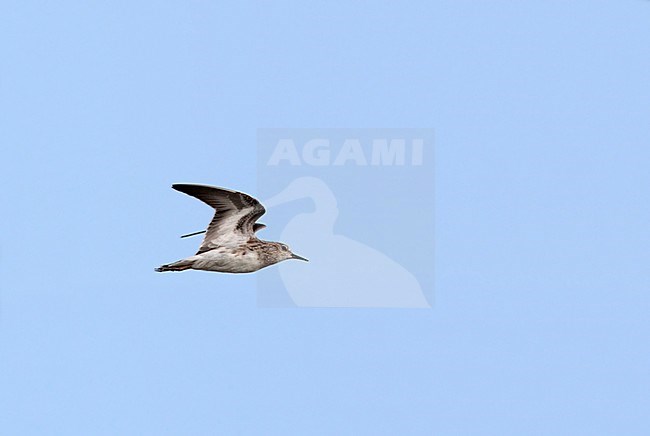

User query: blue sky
[1,1,649,434]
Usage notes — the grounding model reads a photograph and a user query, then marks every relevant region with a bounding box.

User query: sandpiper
[155,184,308,274]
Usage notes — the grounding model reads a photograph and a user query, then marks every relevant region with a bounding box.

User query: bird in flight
[155,184,308,273]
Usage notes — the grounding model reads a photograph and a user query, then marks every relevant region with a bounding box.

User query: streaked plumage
[155,184,308,274]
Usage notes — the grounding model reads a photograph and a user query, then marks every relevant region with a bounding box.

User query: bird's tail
[155,259,194,272]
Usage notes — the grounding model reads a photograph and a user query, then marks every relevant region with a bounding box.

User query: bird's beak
[291,253,309,262]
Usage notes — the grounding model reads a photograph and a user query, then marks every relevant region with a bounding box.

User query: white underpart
[187,248,265,274]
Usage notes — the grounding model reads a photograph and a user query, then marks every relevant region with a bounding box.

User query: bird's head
[276,242,309,263]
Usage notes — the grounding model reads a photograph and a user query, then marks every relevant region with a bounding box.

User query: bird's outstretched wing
[179,222,266,239]
[172,184,266,254]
